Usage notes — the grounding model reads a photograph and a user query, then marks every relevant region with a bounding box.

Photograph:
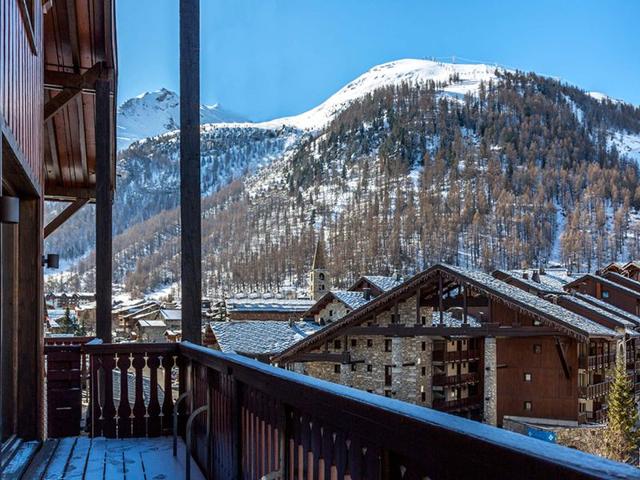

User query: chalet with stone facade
[273,264,627,427]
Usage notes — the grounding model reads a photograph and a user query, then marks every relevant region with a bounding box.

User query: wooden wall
[0,0,44,189]
[572,278,640,316]
[496,336,579,424]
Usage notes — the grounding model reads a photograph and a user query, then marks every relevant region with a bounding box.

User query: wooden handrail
[178,341,640,479]
[47,341,640,478]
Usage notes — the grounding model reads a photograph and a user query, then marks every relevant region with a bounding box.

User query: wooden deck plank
[83,437,106,479]
[21,436,204,479]
[43,437,76,479]
[104,438,127,479]
[1,440,41,479]
[63,436,92,479]
[21,439,60,480]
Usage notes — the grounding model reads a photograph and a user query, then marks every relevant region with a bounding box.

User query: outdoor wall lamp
[43,254,60,269]
[0,196,19,224]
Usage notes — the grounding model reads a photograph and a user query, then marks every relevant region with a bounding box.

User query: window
[319,273,325,280]
[385,366,392,386]
[421,341,426,351]
[384,391,392,397]
[602,290,610,299]
[334,364,341,374]
[391,313,398,323]
[421,367,426,376]
[334,340,341,349]
[351,339,357,347]
[524,372,532,382]
[351,364,357,372]
[524,401,532,411]
[367,364,372,372]
[533,344,542,354]
[385,339,392,352]
[421,392,426,402]
[421,315,427,325]
[329,310,334,317]
[320,285,325,291]
[367,339,373,347]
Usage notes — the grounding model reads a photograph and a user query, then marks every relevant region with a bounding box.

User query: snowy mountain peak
[275,59,502,131]
[117,89,248,150]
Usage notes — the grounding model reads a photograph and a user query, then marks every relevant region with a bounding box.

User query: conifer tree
[603,345,639,463]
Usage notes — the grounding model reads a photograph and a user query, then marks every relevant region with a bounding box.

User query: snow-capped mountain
[47,59,640,296]
[273,59,501,131]
[116,88,248,150]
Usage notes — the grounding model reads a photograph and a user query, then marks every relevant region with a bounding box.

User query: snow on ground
[609,130,640,164]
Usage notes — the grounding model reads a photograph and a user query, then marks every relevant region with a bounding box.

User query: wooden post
[95,79,112,342]
[180,0,202,344]
[415,287,421,325]
[438,273,444,325]
[17,197,44,439]
[462,284,468,324]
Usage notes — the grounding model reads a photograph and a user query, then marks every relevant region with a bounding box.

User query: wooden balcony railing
[432,349,480,363]
[432,372,479,386]
[579,352,616,370]
[43,340,640,479]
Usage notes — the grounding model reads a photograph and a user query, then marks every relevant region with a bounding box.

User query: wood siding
[497,336,579,424]
[0,0,44,188]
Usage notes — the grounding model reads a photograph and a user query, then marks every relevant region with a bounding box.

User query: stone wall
[484,336,497,426]
[315,299,350,325]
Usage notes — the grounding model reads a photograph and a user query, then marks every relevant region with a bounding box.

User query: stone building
[274,264,633,426]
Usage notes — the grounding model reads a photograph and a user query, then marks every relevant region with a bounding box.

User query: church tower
[310,232,331,300]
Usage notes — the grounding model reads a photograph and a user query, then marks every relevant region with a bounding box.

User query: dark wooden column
[95,79,113,342]
[17,197,44,439]
[180,0,202,344]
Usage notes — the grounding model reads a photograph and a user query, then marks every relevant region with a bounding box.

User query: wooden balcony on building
[432,372,480,387]
[27,338,640,479]
[579,352,616,370]
[432,348,481,363]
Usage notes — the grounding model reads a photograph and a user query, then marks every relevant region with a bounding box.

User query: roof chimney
[532,271,540,283]
[539,267,545,275]
[522,272,529,280]
[362,288,372,301]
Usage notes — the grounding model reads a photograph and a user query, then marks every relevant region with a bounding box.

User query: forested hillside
[46,66,640,296]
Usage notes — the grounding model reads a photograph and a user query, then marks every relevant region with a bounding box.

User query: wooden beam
[44,184,95,202]
[463,284,468,324]
[17,198,44,440]
[555,337,572,379]
[95,80,112,343]
[180,0,202,344]
[345,325,561,338]
[43,63,103,122]
[288,352,349,363]
[438,272,444,324]
[44,199,89,238]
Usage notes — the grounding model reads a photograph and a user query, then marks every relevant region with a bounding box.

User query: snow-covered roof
[361,275,404,293]
[447,266,617,338]
[430,311,481,328]
[210,320,323,356]
[226,298,315,313]
[506,268,575,292]
[333,291,371,310]
[567,274,640,299]
[572,293,640,327]
[558,295,635,329]
[494,270,564,294]
[160,309,181,321]
[137,319,167,328]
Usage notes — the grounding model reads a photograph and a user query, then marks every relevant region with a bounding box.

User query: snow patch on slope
[609,131,640,163]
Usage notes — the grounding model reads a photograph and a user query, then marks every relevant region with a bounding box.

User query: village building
[564,273,640,316]
[134,319,168,343]
[273,264,624,427]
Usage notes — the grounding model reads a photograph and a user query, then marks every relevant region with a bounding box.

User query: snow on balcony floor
[25,435,205,479]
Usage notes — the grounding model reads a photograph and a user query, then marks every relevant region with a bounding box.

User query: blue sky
[117,0,640,121]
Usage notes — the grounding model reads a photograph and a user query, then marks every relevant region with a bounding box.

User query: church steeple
[310,230,330,300]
